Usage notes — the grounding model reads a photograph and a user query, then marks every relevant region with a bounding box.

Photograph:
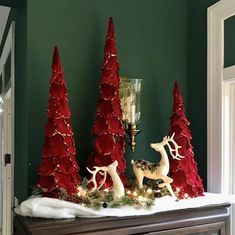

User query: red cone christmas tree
[88,17,127,188]
[169,82,204,198]
[36,47,80,197]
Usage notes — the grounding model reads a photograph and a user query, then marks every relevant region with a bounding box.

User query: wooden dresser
[14,203,231,235]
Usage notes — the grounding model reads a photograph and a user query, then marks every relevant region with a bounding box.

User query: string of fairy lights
[34,177,192,209]
[73,178,174,209]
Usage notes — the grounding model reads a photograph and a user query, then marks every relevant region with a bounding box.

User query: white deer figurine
[86,160,125,198]
[132,133,184,199]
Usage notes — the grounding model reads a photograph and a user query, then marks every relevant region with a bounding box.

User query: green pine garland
[33,177,177,210]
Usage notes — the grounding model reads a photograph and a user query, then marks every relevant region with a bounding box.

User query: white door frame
[0,22,15,235]
[208,1,235,234]
[207,0,235,194]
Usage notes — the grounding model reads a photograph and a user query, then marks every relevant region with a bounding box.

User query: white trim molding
[207,0,235,194]
[0,22,15,235]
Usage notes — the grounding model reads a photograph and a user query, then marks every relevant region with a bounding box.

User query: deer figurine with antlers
[132,133,184,199]
[86,160,125,198]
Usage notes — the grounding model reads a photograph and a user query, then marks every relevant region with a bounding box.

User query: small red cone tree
[169,82,204,198]
[36,47,80,197]
[88,17,127,188]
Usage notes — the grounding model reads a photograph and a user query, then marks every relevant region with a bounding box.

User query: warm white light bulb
[127,190,131,195]
[184,193,189,198]
[133,191,138,197]
[138,195,146,203]
[147,188,152,194]
[176,187,181,192]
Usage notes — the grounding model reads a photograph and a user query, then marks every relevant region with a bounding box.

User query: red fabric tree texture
[169,82,204,199]
[88,17,127,188]
[36,47,80,197]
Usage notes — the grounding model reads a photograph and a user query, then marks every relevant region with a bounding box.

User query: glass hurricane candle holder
[119,77,143,152]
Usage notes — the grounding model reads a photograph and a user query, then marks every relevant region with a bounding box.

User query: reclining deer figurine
[132,133,184,199]
[86,160,125,198]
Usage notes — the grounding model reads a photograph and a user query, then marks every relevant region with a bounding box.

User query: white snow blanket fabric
[14,193,235,219]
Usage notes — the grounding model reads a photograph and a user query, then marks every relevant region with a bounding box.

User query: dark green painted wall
[224,16,235,68]
[187,0,218,190]
[0,0,24,8]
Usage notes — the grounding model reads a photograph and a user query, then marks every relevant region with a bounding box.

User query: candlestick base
[126,124,141,152]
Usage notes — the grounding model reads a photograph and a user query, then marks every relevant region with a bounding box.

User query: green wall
[187,0,218,190]
[6,0,221,200]
[224,16,235,67]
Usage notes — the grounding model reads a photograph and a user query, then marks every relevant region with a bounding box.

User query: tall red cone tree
[36,47,80,197]
[169,82,204,198]
[88,17,127,188]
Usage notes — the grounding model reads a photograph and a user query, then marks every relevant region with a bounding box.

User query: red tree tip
[52,46,63,72]
[107,17,115,39]
[173,81,180,97]
[103,17,118,58]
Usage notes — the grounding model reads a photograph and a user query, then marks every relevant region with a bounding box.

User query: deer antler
[165,133,185,160]
[86,166,107,192]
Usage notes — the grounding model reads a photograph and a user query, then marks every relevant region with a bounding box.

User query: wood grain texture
[14,203,231,235]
